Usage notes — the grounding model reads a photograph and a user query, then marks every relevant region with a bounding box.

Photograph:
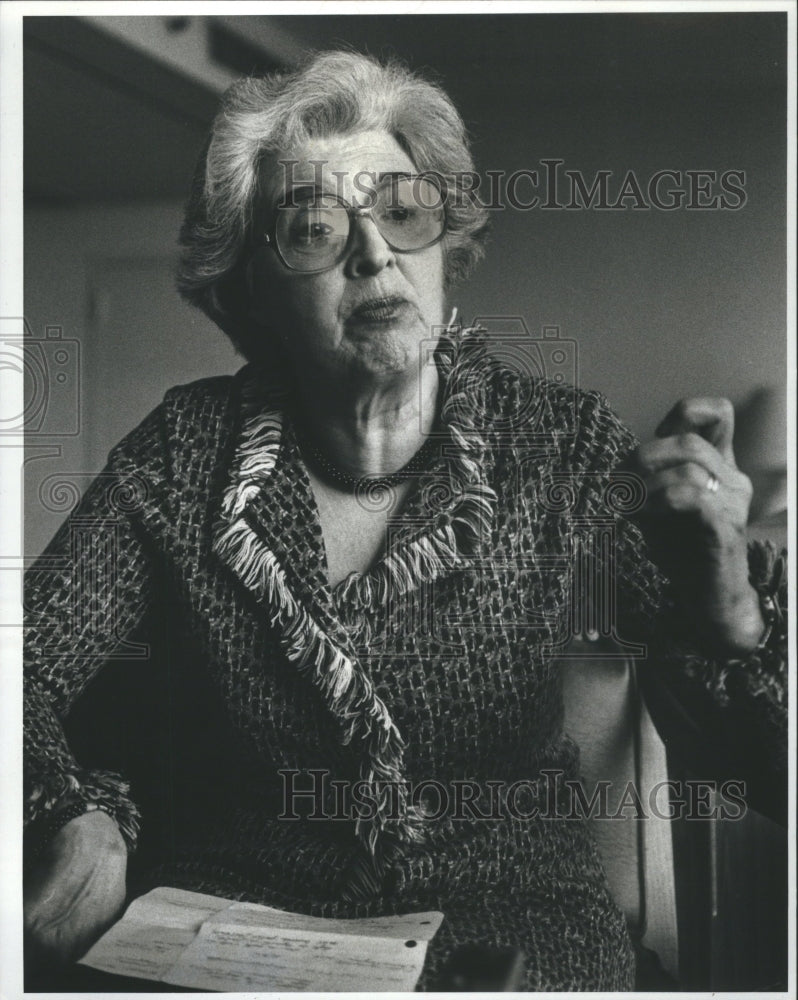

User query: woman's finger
[640,461,753,529]
[635,432,726,477]
[641,462,723,513]
[654,397,736,465]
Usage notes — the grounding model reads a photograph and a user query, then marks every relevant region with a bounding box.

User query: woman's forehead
[260,130,416,205]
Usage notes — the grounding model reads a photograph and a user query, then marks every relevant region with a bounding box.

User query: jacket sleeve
[24,402,172,852]
[568,390,788,823]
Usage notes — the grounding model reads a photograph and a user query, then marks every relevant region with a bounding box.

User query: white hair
[177,50,489,358]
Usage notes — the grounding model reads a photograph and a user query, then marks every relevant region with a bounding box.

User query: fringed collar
[213,324,498,867]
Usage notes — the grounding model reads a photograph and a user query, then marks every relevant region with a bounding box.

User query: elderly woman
[24,51,786,990]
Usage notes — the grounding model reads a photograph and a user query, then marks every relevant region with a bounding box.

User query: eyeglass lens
[275,176,445,271]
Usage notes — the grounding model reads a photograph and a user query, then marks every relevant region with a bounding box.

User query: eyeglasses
[262,174,447,273]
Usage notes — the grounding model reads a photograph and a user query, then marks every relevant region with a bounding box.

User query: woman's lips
[347,296,409,325]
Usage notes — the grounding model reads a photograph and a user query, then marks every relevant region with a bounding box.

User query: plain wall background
[23,12,788,555]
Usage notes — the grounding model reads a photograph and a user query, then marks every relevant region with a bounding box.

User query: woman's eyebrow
[275,173,415,209]
[276,183,326,208]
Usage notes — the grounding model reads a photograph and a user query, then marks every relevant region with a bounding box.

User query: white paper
[80,887,442,992]
[79,887,232,980]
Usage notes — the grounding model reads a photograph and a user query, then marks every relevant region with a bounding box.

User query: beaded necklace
[295,424,440,493]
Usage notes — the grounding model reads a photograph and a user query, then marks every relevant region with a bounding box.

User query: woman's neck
[293,362,440,479]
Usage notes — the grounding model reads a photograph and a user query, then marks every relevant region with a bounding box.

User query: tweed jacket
[23,328,787,989]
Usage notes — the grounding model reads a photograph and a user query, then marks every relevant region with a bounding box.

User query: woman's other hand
[24,808,127,965]
[634,396,764,657]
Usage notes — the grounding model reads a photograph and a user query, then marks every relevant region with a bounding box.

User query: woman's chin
[341,332,419,381]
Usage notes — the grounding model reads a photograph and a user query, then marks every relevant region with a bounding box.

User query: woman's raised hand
[634,396,764,657]
[24,808,128,965]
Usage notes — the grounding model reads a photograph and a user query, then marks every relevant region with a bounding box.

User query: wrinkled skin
[25,809,127,965]
[633,396,763,656]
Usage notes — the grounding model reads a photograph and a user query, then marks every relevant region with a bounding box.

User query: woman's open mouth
[347,296,409,325]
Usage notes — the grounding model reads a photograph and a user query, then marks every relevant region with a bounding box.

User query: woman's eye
[307,222,333,238]
[381,205,414,224]
[292,214,335,243]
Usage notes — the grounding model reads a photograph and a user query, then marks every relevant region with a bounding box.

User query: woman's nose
[345,215,395,277]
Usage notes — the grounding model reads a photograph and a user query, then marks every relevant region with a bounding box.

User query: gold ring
[705,473,720,494]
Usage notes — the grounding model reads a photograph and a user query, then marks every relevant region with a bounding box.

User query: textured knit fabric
[24,327,787,991]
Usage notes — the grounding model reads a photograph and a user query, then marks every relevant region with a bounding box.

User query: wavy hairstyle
[177,50,489,358]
